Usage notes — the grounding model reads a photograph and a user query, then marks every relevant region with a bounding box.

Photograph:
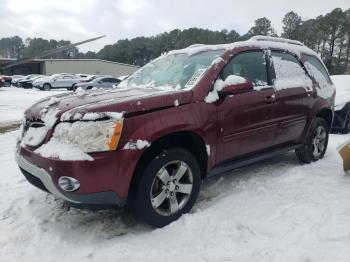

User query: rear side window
[304,55,332,86]
[271,51,312,91]
[222,51,268,88]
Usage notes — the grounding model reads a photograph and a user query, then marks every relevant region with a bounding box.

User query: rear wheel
[295,117,329,163]
[43,83,51,91]
[128,148,201,227]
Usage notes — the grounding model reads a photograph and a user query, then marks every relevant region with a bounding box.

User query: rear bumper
[15,145,142,208]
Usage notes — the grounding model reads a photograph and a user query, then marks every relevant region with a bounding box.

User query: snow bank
[123,140,150,150]
[2,131,350,262]
[0,87,64,123]
[205,75,246,103]
[331,75,350,109]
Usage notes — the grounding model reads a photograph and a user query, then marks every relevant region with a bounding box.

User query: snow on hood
[24,87,193,125]
[331,75,350,109]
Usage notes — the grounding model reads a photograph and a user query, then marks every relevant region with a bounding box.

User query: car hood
[24,87,193,124]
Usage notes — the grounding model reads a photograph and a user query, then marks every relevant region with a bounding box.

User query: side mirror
[218,80,254,96]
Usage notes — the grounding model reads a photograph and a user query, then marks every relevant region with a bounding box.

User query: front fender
[119,102,218,169]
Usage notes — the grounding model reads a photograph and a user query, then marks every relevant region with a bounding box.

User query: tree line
[0,8,349,74]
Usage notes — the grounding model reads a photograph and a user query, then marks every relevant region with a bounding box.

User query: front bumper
[15,145,141,208]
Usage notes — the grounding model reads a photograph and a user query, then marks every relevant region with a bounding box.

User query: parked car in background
[33,74,83,90]
[74,76,121,90]
[0,75,12,87]
[9,75,25,86]
[331,75,350,133]
[16,36,335,227]
[18,75,45,89]
[13,74,40,87]
[68,75,100,90]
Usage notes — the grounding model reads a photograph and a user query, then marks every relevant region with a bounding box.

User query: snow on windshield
[120,50,225,90]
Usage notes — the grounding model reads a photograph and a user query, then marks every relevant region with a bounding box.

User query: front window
[222,51,268,88]
[120,50,225,90]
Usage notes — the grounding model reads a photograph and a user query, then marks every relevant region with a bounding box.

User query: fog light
[58,176,80,192]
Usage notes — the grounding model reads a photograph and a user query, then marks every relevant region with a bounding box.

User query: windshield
[120,50,225,90]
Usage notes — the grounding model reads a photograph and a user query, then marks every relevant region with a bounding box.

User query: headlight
[52,118,123,153]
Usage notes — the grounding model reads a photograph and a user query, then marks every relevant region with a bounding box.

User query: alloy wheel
[150,160,193,216]
[312,126,327,158]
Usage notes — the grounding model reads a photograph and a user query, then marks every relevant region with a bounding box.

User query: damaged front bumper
[14,145,141,209]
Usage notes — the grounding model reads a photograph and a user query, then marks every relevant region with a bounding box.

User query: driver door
[216,50,278,163]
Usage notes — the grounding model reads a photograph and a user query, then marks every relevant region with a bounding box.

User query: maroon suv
[16,36,335,227]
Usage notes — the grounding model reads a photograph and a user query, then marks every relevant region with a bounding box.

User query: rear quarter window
[271,51,312,91]
[303,54,334,98]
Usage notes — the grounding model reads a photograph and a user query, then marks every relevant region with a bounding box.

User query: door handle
[264,94,276,103]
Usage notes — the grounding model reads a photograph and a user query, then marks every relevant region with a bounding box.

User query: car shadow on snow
[30,151,301,238]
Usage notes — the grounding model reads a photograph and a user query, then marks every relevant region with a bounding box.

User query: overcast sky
[1,0,349,52]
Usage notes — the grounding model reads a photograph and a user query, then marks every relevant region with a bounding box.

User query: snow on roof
[167,36,317,58]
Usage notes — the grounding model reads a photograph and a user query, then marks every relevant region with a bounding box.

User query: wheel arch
[315,107,333,130]
[129,130,208,193]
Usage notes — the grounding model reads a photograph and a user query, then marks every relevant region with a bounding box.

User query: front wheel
[295,117,329,163]
[128,148,201,227]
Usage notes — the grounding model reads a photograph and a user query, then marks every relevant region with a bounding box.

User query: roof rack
[250,35,305,47]
[187,44,205,48]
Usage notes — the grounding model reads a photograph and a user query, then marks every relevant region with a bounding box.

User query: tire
[43,83,51,91]
[295,117,329,163]
[127,148,201,227]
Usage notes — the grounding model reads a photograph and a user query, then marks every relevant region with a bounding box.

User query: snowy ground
[0,87,68,123]
[0,130,350,261]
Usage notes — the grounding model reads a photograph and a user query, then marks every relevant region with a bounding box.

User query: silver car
[74,76,121,90]
[33,74,83,90]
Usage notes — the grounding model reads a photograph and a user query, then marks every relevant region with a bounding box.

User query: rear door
[216,50,278,163]
[54,75,75,88]
[269,50,313,145]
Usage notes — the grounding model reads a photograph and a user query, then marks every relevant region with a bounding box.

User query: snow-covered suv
[16,36,335,227]
[33,74,82,90]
